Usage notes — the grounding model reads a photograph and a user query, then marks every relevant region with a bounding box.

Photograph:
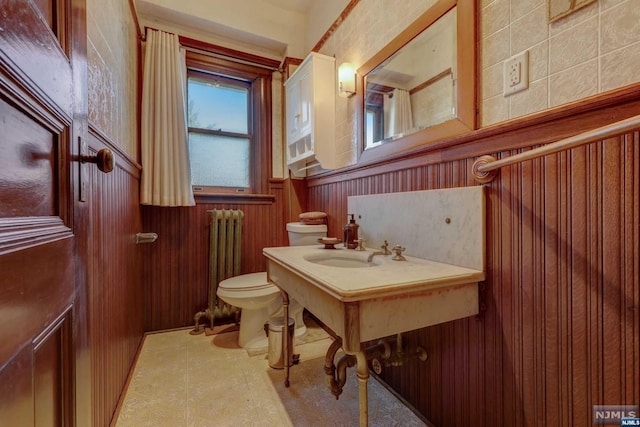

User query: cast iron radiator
[191,209,243,334]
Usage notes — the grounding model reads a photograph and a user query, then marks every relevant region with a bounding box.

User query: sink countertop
[263,245,485,302]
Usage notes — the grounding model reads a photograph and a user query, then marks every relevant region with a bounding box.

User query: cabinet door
[286,77,301,140]
[297,65,313,137]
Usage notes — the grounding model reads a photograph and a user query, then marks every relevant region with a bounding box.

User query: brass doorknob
[81,148,114,173]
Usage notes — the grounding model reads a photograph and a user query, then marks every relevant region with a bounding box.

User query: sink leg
[356,350,369,427]
[281,290,290,388]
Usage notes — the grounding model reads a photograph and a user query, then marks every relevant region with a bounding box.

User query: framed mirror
[357,0,476,164]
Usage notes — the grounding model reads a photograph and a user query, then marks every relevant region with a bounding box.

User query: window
[187,72,251,191]
[365,107,383,146]
[184,46,273,197]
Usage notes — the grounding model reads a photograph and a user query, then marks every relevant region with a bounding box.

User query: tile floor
[114,319,428,426]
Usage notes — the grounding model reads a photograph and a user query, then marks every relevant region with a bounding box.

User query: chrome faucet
[367,240,392,262]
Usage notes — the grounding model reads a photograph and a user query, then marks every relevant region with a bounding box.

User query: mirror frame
[356,0,476,165]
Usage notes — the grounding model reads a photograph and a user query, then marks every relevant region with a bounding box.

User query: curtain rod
[141,26,283,72]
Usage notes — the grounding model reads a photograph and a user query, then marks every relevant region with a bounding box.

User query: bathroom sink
[264,187,486,427]
[303,251,381,268]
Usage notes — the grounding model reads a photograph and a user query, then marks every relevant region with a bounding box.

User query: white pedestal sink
[264,186,486,427]
[264,245,484,426]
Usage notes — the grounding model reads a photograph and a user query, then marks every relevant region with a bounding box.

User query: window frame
[184,47,273,199]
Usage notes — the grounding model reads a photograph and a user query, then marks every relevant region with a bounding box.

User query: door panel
[0,237,73,366]
[32,0,55,30]
[0,0,83,426]
[0,1,72,116]
[0,346,33,425]
[0,98,58,217]
[34,331,63,427]
[34,314,72,427]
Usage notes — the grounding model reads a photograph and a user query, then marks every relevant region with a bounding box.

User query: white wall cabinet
[285,52,336,176]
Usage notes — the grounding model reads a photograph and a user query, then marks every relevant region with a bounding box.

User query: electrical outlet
[509,62,521,86]
[504,50,529,96]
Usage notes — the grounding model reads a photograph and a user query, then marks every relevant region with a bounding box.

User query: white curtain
[140,29,195,206]
[388,89,413,136]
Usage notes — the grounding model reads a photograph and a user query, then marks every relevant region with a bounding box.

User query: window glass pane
[188,77,248,134]
[189,133,250,188]
[366,111,374,146]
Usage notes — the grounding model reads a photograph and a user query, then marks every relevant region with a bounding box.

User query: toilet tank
[286,222,327,246]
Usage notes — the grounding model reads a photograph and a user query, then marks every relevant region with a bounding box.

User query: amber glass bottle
[343,214,359,249]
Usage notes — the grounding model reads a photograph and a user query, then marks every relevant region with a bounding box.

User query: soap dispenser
[343,214,359,249]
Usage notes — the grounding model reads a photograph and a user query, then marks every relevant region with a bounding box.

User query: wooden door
[0,0,88,426]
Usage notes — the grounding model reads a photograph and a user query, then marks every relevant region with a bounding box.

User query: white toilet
[217,222,327,350]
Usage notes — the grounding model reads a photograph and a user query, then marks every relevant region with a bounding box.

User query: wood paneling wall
[141,181,288,331]
[306,88,640,426]
[87,127,144,426]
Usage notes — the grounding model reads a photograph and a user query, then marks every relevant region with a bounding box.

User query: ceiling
[262,0,315,13]
[135,1,288,57]
[134,0,330,59]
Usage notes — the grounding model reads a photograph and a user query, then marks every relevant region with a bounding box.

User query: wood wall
[141,181,290,331]
[87,127,144,426]
[306,86,640,426]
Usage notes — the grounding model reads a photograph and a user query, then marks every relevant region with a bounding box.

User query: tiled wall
[318,0,640,167]
[481,0,640,126]
[87,0,139,158]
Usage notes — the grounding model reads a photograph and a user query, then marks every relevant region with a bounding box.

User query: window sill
[194,192,276,204]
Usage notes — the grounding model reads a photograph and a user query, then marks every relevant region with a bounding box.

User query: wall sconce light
[338,62,356,98]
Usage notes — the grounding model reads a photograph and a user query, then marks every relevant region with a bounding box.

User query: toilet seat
[217,272,279,299]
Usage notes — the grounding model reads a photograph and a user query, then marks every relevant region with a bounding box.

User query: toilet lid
[218,272,274,291]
